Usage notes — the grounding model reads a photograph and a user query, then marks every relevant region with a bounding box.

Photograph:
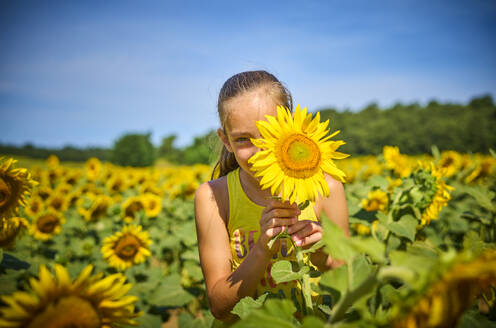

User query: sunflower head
[361,189,389,213]
[101,224,152,271]
[85,157,102,181]
[0,264,142,327]
[141,193,162,218]
[0,217,29,249]
[30,210,65,240]
[0,158,38,219]
[248,105,349,204]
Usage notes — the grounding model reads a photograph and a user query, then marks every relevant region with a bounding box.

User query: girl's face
[219,87,278,180]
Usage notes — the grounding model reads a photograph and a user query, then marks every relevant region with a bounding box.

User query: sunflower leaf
[271,260,309,284]
[231,293,268,320]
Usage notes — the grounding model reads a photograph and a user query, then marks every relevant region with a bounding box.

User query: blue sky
[1,0,495,148]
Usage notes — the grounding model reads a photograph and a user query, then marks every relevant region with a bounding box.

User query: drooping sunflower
[0,158,38,219]
[29,210,65,240]
[0,264,141,327]
[248,105,349,204]
[415,162,454,226]
[0,217,29,249]
[361,189,389,213]
[101,225,152,271]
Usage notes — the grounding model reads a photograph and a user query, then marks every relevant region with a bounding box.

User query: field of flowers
[0,146,495,327]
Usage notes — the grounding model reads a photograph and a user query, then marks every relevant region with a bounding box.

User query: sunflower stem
[296,246,314,316]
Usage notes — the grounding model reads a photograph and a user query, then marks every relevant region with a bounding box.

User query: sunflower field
[0,146,495,327]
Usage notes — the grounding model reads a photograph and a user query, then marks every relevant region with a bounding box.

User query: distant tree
[181,131,219,165]
[157,134,181,163]
[111,132,155,167]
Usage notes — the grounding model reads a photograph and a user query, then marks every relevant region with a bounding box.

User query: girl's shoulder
[195,175,229,225]
[314,173,346,216]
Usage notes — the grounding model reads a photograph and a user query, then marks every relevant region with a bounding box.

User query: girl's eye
[236,137,249,143]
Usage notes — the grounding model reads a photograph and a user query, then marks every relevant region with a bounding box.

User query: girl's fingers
[264,217,299,228]
[264,226,285,239]
[294,231,322,247]
[263,199,299,213]
[286,220,309,234]
[290,221,322,241]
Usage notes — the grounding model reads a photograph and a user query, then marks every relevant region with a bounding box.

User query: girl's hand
[287,220,323,247]
[257,199,300,256]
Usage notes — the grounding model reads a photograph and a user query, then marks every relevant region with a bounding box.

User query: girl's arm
[194,180,298,321]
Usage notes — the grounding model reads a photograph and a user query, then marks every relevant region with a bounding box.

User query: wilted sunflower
[0,264,141,327]
[249,105,349,204]
[393,249,496,328]
[0,158,38,219]
[0,217,29,249]
[361,189,389,213]
[101,225,152,271]
[30,210,65,240]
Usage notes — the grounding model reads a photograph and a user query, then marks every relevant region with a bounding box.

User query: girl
[194,70,349,321]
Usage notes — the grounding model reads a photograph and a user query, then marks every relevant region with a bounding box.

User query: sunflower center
[114,235,140,260]
[0,178,12,208]
[27,295,100,328]
[37,214,59,233]
[125,201,143,218]
[278,134,321,178]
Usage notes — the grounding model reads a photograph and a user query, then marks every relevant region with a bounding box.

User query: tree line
[1,95,494,166]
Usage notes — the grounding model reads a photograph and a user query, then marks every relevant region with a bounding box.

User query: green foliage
[319,94,496,155]
[111,132,156,167]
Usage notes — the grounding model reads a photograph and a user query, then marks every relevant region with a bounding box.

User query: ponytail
[211,146,239,180]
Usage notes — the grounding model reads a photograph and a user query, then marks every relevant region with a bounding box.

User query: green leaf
[231,299,297,328]
[178,312,214,328]
[321,216,356,262]
[319,264,348,295]
[463,186,495,212]
[135,314,163,328]
[300,239,325,254]
[348,237,386,264]
[271,260,309,284]
[231,293,268,320]
[350,255,373,290]
[148,274,194,307]
[386,214,418,241]
[0,269,24,295]
[457,310,496,328]
[366,175,388,189]
[302,316,325,328]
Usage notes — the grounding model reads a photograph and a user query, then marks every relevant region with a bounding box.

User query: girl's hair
[212,70,293,179]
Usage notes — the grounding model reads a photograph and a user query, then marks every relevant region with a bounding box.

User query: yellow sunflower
[361,189,389,213]
[85,157,102,181]
[101,225,152,271]
[121,196,144,223]
[24,195,45,219]
[141,193,162,218]
[30,210,65,240]
[383,146,412,178]
[0,158,38,219]
[46,154,60,167]
[45,192,69,213]
[0,217,29,249]
[393,249,496,328]
[0,264,141,327]
[78,194,113,222]
[248,105,349,204]
[437,150,463,178]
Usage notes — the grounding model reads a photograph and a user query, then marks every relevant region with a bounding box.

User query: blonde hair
[212,70,293,179]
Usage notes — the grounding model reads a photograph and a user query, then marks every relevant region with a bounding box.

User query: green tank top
[226,167,320,312]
